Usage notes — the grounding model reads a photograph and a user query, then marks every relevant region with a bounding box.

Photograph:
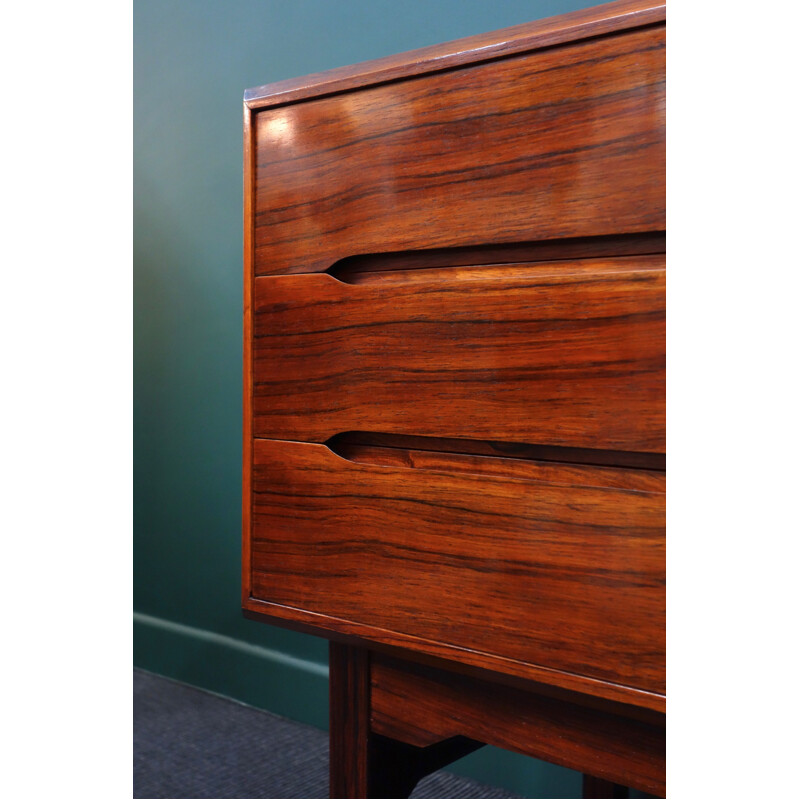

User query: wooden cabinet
[243,1,665,796]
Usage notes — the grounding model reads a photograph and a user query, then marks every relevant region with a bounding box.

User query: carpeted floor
[134,669,518,799]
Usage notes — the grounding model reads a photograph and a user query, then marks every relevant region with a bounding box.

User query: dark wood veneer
[243,2,666,795]
[330,643,485,799]
[253,25,664,276]
[253,256,665,452]
[250,438,665,700]
[370,653,665,796]
[329,643,370,798]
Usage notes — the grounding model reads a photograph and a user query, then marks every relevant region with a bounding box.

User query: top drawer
[252,25,664,276]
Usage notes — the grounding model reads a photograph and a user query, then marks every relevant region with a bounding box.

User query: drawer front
[253,25,665,276]
[250,439,665,699]
[253,256,665,453]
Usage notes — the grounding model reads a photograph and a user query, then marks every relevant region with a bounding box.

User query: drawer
[252,255,665,453]
[248,438,665,706]
[253,25,665,276]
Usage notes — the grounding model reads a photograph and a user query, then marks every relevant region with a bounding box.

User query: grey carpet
[134,669,518,799]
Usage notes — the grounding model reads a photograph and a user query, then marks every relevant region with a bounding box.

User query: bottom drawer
[247,439,665,707]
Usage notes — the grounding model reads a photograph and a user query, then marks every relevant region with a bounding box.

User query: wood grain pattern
[243,5,668,789]
[370,653,665,796]
[253,24,664,276]
[250,439,665,698]
[245,1,665,111]
[329,643,484,798]
[329,642,371,798]
[253,256,665,452]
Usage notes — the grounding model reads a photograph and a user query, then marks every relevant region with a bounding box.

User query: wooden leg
[329,642,371,798]
[329,642,482,798]
[582,774,629,798]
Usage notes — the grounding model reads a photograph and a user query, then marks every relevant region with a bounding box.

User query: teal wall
[134,1,595,796]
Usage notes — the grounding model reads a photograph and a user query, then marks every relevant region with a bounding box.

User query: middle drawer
[252,255,665,453]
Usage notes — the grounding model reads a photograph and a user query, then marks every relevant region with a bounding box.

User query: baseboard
[133,611,330,729]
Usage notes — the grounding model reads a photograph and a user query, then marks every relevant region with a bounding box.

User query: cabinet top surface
[244,0,665,110]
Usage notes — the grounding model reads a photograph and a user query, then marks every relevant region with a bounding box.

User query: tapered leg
[329,642,482,798]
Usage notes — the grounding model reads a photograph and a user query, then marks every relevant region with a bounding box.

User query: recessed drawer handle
[325,232,665,284]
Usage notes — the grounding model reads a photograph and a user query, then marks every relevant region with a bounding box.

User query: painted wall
[134,1,597,796]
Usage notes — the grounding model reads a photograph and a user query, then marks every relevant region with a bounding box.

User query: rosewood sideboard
[242,1,666,796]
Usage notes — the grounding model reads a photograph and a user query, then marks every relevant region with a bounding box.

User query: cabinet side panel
[242,103,255,605]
